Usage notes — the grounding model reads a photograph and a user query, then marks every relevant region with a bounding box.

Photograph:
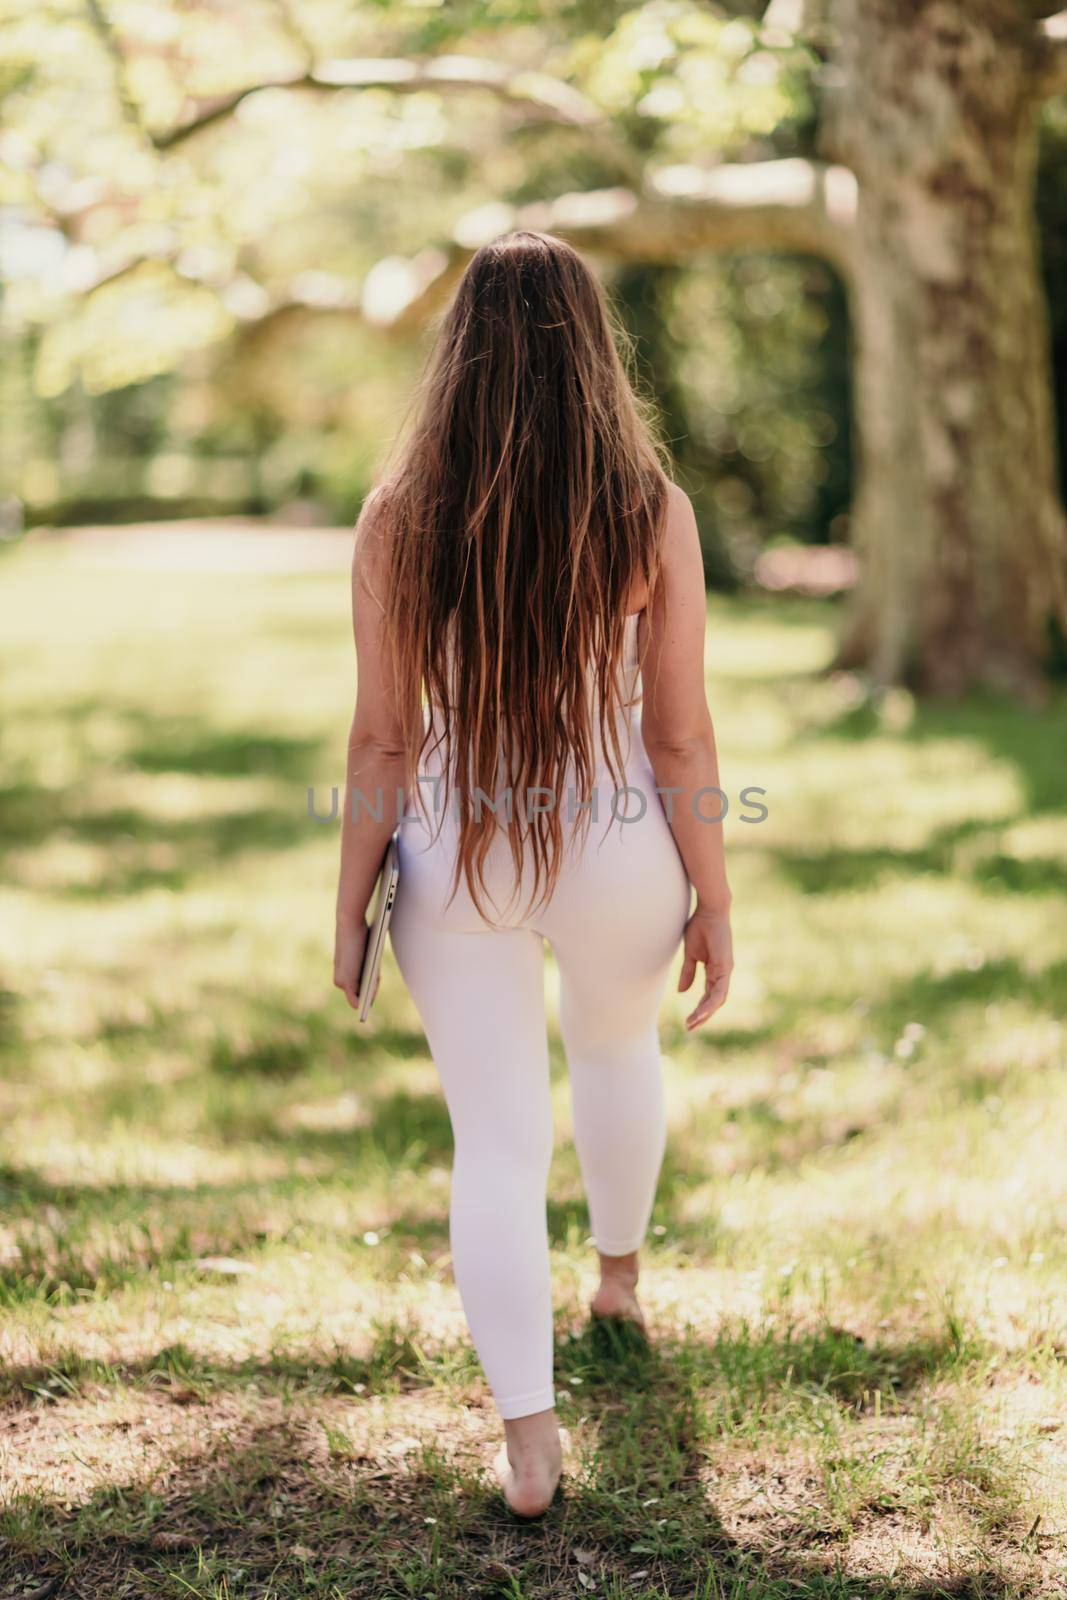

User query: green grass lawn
[1,532,1065,1599]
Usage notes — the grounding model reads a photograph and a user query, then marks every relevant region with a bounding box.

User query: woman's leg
[555,953,673,1264]
[543,784,691,1308]
[388,907,557,1420]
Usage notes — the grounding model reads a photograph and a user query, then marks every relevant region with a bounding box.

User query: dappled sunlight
[6,0,1067,1577]
[2,1385,256,1509]
[751,733,1025,855]
[0,1132,304,1191]
[2,546,1064,1597]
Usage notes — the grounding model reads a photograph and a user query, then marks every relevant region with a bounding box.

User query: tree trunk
[829,0,1067,692]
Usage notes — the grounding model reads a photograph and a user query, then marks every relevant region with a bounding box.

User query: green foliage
[616,253,850,582]
[1,0,832,541]
[2,0,1065,560]
[575,3,814,155]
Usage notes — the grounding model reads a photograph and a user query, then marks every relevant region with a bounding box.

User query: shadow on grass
[1,1153,684,1305]
[769,688,1067,906]
[0,1050,865,1306]
[869,955,1067,1042]
[811,688,1067,814]
[769,821,1067,899]
[0,1319,1029,1599]
[904,696,1067,818]
[123,717,329,782]
[0,704,333,895]
[0,1301,988,1422]
[1,779,318,895]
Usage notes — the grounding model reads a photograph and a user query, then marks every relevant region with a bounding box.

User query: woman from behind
[334,231,732,1516]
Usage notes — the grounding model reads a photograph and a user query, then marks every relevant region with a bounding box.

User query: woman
[334,231,732,1517]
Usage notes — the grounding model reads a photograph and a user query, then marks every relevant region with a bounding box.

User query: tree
[826,1,1067,692]
[12,0,1067,690]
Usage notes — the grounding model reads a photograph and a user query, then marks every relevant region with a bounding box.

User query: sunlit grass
[1,536,1065,1598]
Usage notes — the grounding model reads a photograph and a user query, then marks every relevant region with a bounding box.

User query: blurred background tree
[1,0,1065,689]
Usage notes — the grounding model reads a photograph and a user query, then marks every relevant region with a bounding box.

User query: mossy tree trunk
[829,0,1067,691]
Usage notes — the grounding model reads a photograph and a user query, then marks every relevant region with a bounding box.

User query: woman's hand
[334,918,369,1011]
[678,904,733,1030]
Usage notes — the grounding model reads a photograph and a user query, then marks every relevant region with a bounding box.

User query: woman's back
[402,605,665,928]
[367,229,669,919]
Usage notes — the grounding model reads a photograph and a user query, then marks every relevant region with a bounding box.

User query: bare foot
[591,1249,647,1333]
[493,1409,562,1517]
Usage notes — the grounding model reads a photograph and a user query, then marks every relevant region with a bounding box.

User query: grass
[1,530,1065,1599]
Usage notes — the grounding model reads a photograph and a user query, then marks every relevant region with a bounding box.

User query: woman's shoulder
[358,477,402,531]
[624,482,692,614]
[639,482,703,622]
[663,479,697,532]
[354,477,403,553]
[659,482,701,566]
[352,481,403,607]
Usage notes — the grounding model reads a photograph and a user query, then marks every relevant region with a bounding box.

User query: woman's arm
[640,483,733,1030]
[333,490,409,1010]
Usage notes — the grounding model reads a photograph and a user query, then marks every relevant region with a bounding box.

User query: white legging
[389,725,691,1419]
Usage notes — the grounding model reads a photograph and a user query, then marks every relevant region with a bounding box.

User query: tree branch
[1034,10,1067,96]
[68,158,856,353]
[66,242,366,332]
[363,159,858,333]
[152,54,604,149]
[83,0,146,138]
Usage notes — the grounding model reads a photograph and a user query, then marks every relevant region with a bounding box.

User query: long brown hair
[375,230,670,918]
